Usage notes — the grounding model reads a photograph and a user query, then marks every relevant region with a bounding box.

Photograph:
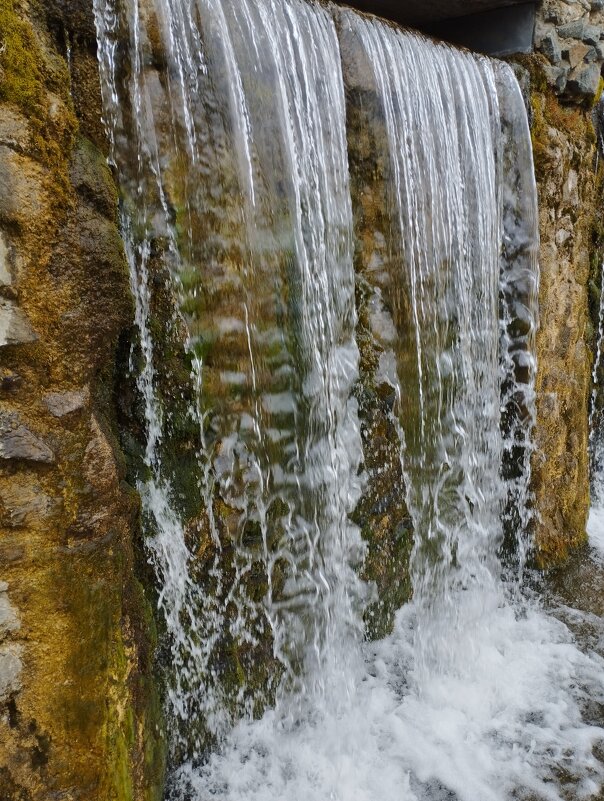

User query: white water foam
[173,593,604,801]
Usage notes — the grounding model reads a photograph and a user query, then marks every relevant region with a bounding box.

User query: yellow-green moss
[0,0,77,197]
[0,0,46,120]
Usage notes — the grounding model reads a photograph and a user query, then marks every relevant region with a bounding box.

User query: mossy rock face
[510,54,604,567]
[0,0,47,119]
[0,2,166,799]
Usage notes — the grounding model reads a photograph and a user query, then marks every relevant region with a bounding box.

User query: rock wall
[521,0,604,564]
[0,1,165,798]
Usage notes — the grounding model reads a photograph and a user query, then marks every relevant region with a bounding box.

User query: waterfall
[94,0,365,763]
[93,1,604,799]
[340,15,511,681]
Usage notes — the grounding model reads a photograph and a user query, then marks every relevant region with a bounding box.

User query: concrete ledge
[426,3,537,56]
[339,0,533,26]
[337,0,537,56]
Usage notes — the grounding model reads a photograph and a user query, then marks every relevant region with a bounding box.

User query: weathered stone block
[558,19,587,39]
[562,41,592,68]
[0,300,38,347]
[566,62,602,100]
[0,415,54,464]
[43,388,89,418]
[539,28,563,63]
[544,64,569,91]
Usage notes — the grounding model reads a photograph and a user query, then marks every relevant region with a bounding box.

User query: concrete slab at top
[340,0,532,25]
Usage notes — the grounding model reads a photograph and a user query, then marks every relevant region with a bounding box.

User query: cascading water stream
[93,1,604,799]
[94,0,366,764]
[340,16,509,682]
[588,96,604,550]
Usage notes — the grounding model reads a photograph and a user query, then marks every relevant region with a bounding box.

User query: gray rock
[0,232,11,287]
[582,24,602,45]
[0,300,38,347]
[563,41,591,68]
[566,63,602,100]
[0,416,55,464]
[544,64,569,92]
[0,109,30,153]
[585,45,599,61]
[535,18,554,43]
[0,590,20,640]
[0,644,23,701]
[44,388,89,418]
[558,19,586,39]
[539,29,563,63]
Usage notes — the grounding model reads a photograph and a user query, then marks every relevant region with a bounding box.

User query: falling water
[341,16,509,682]
[94,1,604,799]
[588,96,604,551]
[94,0,365,765]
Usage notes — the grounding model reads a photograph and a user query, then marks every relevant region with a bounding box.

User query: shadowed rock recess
[0,0,603,798]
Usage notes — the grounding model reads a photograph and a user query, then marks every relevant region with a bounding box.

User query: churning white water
[93,0,604,799]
